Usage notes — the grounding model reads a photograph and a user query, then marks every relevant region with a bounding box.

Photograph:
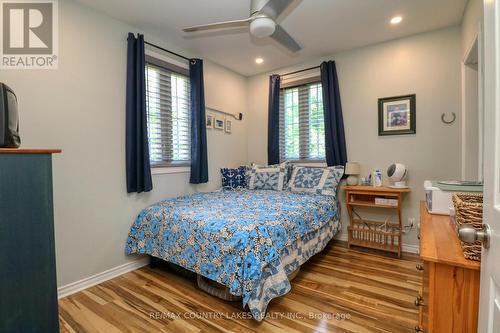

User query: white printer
[424,180,483,215]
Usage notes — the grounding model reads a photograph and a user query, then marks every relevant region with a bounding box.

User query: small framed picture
[378,94,416,136]
[214,117,225,130]
[225,119,232,133]
[206,114,214,128]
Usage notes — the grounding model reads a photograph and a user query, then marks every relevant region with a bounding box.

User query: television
[0,83,20,148]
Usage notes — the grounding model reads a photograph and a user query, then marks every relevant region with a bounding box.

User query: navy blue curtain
[267,74,281,165]
[189,59,209,184]
[126,33,152,193]
[320,61,347,167]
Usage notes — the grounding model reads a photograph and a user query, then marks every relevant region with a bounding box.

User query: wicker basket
[452,193,483,261]
[348,219,400,253]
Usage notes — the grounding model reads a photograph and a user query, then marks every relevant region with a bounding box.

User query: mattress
[125,189,340,320]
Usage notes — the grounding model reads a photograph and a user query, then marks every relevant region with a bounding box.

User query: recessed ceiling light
[390,16,403,25]
[255,57,264,64]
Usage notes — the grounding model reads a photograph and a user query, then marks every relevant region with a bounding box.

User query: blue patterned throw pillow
[221,166,247,190]
[247,162,287,191]
[287,165,344,197]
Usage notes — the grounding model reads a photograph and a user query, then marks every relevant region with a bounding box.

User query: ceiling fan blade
[270,24,301,52]
[260,0,294,18]
[183,18,251,33]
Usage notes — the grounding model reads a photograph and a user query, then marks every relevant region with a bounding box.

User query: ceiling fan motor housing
[250,16,276,37]
[183,0,301,52]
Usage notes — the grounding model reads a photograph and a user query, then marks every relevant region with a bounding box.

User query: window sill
[286,160,327,167]
[151,166,190,175]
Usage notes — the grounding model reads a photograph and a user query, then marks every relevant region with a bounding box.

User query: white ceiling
[76,0,467,76]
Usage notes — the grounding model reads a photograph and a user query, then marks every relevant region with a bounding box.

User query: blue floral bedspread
[125,189,339,320]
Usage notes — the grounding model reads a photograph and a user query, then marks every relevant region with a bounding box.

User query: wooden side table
[341,185,411,257]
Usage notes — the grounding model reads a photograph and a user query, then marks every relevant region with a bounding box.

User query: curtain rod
[144,41,191,62]
[207,107,243,121]
[280,65,320,77]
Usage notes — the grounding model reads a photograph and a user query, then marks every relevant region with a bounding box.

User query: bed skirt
[196,267,301,302]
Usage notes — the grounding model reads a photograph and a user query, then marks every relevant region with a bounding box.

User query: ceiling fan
[182,0,301,52]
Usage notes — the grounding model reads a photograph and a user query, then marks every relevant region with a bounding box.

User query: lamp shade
[345,162,361,175]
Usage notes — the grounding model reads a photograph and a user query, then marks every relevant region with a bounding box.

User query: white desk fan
[387,163,408,188]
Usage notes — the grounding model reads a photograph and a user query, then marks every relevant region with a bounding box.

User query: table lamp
[345,162,361,186]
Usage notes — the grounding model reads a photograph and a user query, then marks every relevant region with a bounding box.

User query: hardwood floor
[59,243,422,333]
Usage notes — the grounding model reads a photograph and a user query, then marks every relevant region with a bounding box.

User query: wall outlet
[402,218,416,234]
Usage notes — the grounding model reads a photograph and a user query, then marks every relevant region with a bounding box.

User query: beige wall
[0,0,248,287]
[247,27,462,247]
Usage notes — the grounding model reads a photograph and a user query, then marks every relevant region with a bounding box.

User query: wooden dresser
[417,202,480,333]
[0,148,61,333]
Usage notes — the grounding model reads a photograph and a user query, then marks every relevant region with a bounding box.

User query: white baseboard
[57,257,150,299]
[335,234,419,254]
[402,244,420,254]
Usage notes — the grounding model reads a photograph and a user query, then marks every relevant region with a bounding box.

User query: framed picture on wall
[206,114,214,128]
[214,117,225,130]
[378,94,416,136]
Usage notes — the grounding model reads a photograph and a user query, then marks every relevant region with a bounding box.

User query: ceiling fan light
[250,17,276,38]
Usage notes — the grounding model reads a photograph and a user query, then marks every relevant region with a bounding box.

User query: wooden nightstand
[341,185,411,257]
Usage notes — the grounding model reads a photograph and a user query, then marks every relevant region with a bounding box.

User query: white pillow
[247,162,287,191]
[287,165,345,197]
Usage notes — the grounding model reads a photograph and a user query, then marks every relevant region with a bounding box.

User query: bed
[125,189,340,321]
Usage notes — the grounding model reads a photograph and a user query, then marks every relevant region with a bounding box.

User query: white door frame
[478,0,500,331]
[478,22,485,181]
[461,21,484,181]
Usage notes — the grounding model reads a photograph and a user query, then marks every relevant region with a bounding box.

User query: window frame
[144,52,191,172]
[279,77,326,163]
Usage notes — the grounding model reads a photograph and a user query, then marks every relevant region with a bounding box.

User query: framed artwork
[206,114,214,128]
[378,94,416,136]
[214,117,225,130]
[225,119,232,133]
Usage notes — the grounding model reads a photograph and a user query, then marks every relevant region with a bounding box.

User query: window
[145,58,190,167]
[279,82,325,161]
